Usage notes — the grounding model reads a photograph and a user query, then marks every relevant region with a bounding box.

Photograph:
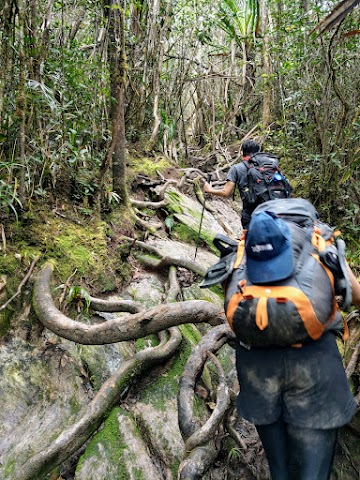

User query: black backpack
[242,152,292,206]
[200,198,351,347]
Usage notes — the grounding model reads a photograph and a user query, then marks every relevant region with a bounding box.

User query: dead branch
[12,327,182,480]
[1,223,6,251]
[33,262,225,345]
[58,269,78,307]
[0,256,40,312]
[52,209,84,225]
[345,341,360,379]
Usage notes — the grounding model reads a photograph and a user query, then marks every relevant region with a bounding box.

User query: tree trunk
[100,0,128,207]
[259,0,271,128]
[16,0,27,204]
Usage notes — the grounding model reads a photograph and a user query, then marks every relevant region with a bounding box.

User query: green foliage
[0,178,22,220]
[227,446,243,462]
[67,286,91,312]
[218,0,258,44]
[130,156,172,178]
[76,407,128,476]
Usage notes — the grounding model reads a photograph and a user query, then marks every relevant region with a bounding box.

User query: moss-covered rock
[0,339,89,477]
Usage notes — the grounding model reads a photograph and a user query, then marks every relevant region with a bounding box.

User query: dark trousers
[256,420,338,480]
[241,209,252,229]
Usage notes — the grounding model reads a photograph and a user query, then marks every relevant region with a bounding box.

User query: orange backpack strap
[311,228,327,252]
[256,297,269,330]
[234,232,247,269]
[341,314,349,341]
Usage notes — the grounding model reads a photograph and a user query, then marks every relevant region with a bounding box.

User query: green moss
[138,329,208,423]
[130,156,172,177]
[139,337,192,408]
[209,285,224,299]
[172,223,198,244]
[135,334,160,352]
[68,395,82,415]
[131,467,145,480]
[76,407,128,476]
[178,324,202,345]
[164,191,184,214]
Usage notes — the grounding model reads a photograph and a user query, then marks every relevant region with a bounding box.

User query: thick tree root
[11,328,182,480]
[184,351,230,454]
[178,324,233,438]
[177,324,235,479]
[130,198,169,209]
[33,262,225,344]
[89,296,144,313]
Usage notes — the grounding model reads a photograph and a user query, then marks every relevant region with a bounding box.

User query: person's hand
[204,182,211,193]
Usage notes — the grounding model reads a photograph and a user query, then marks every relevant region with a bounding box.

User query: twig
[1,223,6,252]
[0,256,40,312]
[58,269,78,307]
[345,341,360,379]
[52,209,84,225]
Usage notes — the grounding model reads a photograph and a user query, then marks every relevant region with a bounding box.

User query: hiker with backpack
[200,198,360,480]
[203,139,292,229]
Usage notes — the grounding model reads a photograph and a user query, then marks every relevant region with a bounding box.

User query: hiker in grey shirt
[204,139,260,228]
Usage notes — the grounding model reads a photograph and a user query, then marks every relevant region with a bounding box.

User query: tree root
[178,324,233,439]
[166,265,181,302]
[89,296,144,313]
[177,324,235,479]
[33,262,225,345]
[131,211,163,236]
[177,443,218,480]
[11,327,182,480]
[130,198,169,209]
[184,351,230,454]
[123,236,207,277]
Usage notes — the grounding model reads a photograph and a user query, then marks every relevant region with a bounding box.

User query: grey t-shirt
[226,162,249,194]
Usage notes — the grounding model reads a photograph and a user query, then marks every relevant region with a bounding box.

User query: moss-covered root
[33,262,224,345]
[178,324,233,440]
[178,442,218,480]
[177,326,235,479]
[184,351,230,454]
[10,328,182,480]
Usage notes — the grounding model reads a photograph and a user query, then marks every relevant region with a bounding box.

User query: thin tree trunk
[259,0,271,128]
[112,5,128,204]
[99,0,128,207]
[149,0,171,148]
[16,0,27,204]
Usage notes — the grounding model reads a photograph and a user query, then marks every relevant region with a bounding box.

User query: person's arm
[204,180,235,198]
[348,265,360,308]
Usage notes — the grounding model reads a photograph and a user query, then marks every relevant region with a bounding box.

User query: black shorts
[235,332,357,428]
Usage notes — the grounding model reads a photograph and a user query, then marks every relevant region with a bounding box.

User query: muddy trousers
[256,420,338,480]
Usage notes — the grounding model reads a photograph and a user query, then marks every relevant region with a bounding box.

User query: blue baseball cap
[245,211,294,284]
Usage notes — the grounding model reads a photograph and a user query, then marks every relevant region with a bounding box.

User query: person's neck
[242,155,251,161]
